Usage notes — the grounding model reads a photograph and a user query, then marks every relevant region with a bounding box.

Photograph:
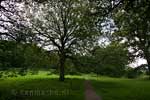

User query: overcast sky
[129,58,147,68]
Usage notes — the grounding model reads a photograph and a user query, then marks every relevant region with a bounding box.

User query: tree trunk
[146,59,150,77]
[59,54,65,81]
[144,51,150,78]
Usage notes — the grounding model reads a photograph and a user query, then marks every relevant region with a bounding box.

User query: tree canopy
[26,0,100,81]
[114,0,150,73]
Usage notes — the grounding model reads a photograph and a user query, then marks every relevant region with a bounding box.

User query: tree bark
[147,60,150,75]
[59,53,65,81]
[144,50,150,78]
[146,58,150,77]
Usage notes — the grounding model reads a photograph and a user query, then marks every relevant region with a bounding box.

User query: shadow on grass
[0,77,85,100]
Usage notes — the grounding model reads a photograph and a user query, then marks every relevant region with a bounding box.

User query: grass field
[91,77,150,100]
[0,72,150,100]
[0,74,84,100]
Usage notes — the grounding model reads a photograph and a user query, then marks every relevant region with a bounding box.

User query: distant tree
[72,54,96,73]
[0,40,53,71]
[72,42,129,77]
[92,42,129,77]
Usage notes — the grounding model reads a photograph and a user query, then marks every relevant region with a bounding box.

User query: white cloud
[129,58,147,68]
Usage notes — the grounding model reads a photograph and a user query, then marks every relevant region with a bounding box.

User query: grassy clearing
[91,77,150,100]
[0,73,150,100]
[0,74,84,100]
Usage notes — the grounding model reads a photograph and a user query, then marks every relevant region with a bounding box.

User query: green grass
[0,73,150,100]
[91,77,150,100]
[0,74,84,100]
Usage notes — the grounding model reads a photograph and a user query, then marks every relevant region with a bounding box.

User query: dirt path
[85,80,101,100]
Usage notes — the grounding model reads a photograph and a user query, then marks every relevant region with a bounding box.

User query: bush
[18,68,27,76]
[47,69,57,75]
[30,70,39,75]
[4,69,18,77]
[125,68,143,78]
[0,72,3,78]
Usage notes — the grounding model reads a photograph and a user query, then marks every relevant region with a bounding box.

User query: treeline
[0,40,145,78]
[0,40,58,76]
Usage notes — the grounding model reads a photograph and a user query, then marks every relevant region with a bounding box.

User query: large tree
[114,0,150,75]
[28,0,99,81]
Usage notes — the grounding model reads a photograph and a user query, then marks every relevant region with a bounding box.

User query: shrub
[125,68,143,78]
[0,71,3,78]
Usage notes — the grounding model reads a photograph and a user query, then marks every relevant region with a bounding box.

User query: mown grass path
[85,80,101,100]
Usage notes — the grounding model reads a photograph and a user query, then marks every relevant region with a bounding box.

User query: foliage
[93,42,128,77]
[1,0,149,80]
[0,40,54,73]
[125,67,143,79]
[72,42,129,77]
[113,0,150,72]
[26,0,100,81]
